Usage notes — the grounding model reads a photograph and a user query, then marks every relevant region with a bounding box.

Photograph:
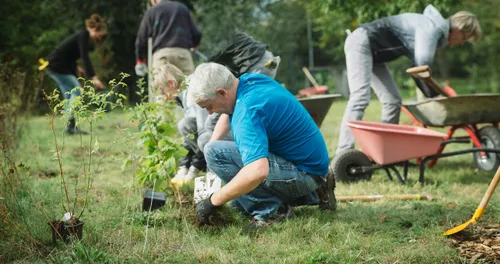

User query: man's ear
[167,80,177,90]
[216,88,226,97]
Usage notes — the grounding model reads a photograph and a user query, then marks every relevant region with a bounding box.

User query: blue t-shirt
[229,73,329,176]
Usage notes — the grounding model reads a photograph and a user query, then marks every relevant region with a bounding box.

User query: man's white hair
[188,62,235,103]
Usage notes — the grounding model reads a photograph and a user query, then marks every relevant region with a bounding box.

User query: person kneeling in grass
[152,64,219,186]
[188,63,336,229]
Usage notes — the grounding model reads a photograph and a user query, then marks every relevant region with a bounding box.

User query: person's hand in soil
[195,194,220,225]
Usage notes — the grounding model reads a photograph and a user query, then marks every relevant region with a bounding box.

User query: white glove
[135,63,147,77]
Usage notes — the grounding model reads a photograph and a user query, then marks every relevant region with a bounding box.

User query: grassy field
[2,97,500,263]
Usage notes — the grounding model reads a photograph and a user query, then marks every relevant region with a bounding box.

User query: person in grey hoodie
[335,5,481,156]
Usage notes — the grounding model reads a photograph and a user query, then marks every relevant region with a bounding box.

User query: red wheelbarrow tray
[298,94,341,128]
[347,120,447,165]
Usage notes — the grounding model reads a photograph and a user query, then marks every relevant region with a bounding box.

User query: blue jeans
[46,68,82,112]
[204,140,320,221]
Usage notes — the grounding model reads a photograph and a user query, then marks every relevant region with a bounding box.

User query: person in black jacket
[45,13,107,134]
[208,31,280,79]
[135,0,201,79]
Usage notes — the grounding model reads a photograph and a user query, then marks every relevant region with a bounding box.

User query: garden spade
[443,166,500,236]
[406,65,451,97]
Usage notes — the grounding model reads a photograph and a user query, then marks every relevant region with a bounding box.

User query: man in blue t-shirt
[188,62,336,228]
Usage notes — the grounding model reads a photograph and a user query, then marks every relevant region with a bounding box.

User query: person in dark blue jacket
[135,0,201,77]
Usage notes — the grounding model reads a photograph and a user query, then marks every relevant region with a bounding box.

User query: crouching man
[188,63,336,228]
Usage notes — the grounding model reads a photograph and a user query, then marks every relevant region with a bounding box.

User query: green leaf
[121,158,132,171]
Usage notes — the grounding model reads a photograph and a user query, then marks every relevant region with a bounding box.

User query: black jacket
[135,0,201,60]
[208,31,267,76]
[47,30,95,78]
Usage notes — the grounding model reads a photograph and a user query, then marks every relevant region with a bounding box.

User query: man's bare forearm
[210,114,230,141]
[210,158,268,206]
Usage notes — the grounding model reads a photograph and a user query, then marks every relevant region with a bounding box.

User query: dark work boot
[316,171,337,211]
[65,116,88,135]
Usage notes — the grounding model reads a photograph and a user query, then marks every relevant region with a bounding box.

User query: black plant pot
[49,219,84,244]
[142,189,166,211]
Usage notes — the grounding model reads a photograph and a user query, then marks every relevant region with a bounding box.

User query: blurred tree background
[1,0,499,113]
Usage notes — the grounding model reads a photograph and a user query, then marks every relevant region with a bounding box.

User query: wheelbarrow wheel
[473,126,500,172]
[331,149,373,183]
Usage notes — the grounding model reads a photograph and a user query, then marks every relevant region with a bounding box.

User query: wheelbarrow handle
[406,65,451,97]
[302,67,320,88]
[406,65,431,79]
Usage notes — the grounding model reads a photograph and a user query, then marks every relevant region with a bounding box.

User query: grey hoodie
[176,89,219,135]
[360,5,450,97]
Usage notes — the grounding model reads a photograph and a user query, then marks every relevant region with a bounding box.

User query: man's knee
[203,141,218,160]
[347,96,370,110]
[382,100,402,110]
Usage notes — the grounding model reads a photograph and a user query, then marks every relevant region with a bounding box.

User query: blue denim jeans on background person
[204,140,320,221]
[45,68,82,112]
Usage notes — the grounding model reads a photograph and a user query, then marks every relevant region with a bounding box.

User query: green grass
[2,98,499,263]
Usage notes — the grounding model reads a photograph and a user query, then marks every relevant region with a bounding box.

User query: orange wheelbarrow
[402,66,500,173]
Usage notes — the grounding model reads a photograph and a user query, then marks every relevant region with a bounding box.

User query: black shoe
[316,171,337,211]
[247,204,293,230]
[65,127,89,135]
[65,116,88,135]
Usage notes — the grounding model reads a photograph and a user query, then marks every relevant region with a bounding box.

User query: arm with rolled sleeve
[412,27,440,98]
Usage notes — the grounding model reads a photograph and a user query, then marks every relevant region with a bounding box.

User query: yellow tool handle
[478,167,500,211]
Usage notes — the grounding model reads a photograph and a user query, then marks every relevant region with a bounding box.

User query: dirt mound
[448,224,500,262]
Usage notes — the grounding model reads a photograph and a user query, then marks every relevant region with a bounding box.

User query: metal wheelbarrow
[331,66,500,185]
[402,66,500,174]
[331,121,447,184]
[297,94,341,128]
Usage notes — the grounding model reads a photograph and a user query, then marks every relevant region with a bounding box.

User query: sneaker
[184,166,200,182]
[247,204,293,230]
[171,166,188,186]
[316,171,337,211]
